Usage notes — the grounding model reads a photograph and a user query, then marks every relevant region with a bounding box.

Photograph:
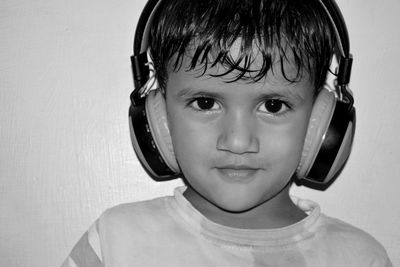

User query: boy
[62,0,392,266]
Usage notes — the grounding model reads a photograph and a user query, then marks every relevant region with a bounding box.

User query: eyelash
[258,98,292,116]
[187,97,221,113]
[187,97,292,116]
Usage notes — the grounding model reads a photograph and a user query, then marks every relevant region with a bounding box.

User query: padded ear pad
[296,88,356,187]
[145,90,179,172]
[129,90,179,181]
[297,89,336,181]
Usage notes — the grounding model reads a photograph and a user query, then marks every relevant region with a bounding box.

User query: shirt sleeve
[61,220,103,267]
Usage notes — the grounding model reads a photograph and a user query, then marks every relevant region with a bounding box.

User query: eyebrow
[174,86,223,99]
[267,86,307,103]
[174,81,308,104]
[175,87,197,98]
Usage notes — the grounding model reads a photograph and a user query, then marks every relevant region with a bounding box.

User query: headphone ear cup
[296,87,356,189]
[297,88,336,181]
[145,90,179,173]
[129,90,179,181]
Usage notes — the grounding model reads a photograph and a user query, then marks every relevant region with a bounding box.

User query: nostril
[216,128,259,154]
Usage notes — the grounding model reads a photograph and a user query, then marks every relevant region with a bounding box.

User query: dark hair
[149,0,336,90]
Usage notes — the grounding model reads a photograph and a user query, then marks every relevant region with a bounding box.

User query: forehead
[166,44,314,96]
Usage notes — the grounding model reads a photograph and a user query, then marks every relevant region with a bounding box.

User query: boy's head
[129,0,355,210]
[149,0,336,92]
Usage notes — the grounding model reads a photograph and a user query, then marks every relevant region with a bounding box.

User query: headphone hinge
[131,53,150,106]
[130,91,145,106]
[337,54,354,109]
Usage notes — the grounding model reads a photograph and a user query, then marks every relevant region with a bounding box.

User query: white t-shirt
[62,187,392,267]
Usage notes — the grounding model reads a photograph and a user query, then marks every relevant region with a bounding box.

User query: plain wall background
[1,0,399,266]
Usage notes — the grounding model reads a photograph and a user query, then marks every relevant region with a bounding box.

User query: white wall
[1,0,399,266]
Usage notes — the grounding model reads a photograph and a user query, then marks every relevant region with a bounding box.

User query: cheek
[261,112,311,168]
[283,118,309,152]
[167,108,216,169]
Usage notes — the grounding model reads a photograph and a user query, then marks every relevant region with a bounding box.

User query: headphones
[129,0,356,190]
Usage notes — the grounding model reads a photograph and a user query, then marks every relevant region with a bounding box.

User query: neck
[183,186,307,230]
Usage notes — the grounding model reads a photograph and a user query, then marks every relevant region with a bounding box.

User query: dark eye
[190,97,220,111]
[259,99,289,115]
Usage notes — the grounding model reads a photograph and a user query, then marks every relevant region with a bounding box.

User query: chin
[212,195,264,213]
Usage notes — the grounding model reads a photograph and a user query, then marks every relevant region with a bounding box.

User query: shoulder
[319,215,384,250]
[61,196,175,267]
[316,214,392,266]
[98,195,173,231]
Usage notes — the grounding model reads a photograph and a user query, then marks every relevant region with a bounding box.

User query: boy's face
[165,50,315,213]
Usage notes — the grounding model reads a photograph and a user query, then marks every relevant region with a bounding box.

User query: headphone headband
[320,0,350,56]
[134,0,160,54]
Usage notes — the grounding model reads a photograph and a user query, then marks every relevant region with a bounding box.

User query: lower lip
[217,168,258,183]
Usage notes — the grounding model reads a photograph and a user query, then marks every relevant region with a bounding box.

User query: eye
[190,97,220,111]
[258,99,290,115]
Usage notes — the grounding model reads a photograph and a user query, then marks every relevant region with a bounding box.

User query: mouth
[215,165,260,183]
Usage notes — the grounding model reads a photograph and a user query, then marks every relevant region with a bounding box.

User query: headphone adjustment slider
[337,54,353,86]
[131,53,150,89]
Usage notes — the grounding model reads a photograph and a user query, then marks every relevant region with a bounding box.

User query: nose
[216,109,259,154]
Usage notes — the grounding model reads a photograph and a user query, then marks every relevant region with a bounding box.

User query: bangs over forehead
[149,0,335,90]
